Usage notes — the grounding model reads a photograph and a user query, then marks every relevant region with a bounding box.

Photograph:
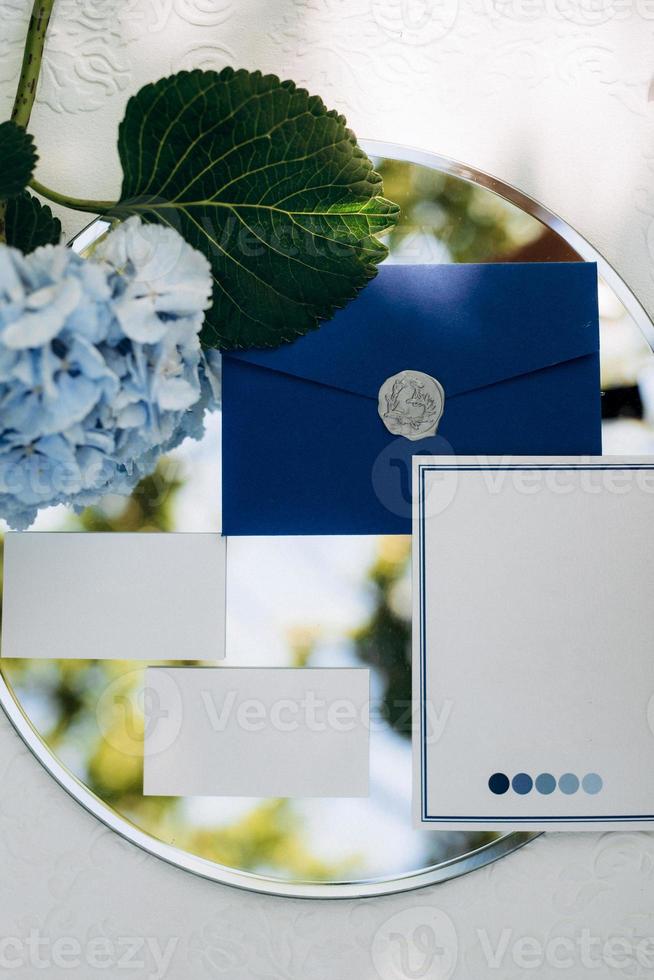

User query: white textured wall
[2,1,654,977]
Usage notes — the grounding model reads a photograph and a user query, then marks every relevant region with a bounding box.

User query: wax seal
[378,370,445,441]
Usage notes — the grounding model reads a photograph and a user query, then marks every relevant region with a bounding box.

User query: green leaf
[0,121,38,199]
[5,191,62,252]
[116,68,399,350]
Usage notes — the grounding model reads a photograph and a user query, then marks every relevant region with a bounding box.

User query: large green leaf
[0,121,37,199]
[115,68,399,349]
[5,191,62,253]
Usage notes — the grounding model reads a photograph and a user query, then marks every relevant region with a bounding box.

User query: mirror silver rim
[0,665,540,897]
[4,138,647,897]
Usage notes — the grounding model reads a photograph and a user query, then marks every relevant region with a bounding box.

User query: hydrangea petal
[3,278,82,348]
[0,216,216,529]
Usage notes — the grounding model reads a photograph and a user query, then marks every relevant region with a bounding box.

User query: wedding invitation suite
[222,263,601,535]
[413,456,654,830]
[1,532,227,661]
[143,667,370,797]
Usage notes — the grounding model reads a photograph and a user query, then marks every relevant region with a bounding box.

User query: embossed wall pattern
[1,1,654,976]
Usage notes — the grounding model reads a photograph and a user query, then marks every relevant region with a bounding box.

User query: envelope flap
[225,263,599,400]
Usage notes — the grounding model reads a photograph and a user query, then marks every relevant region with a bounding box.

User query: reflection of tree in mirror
[353,537,413,738]
[77,462,183,534]
[377,158,555,263]
[351,537,498,863]
[187,799,359,879]
[3,157,542,879]
[0,460,359,880]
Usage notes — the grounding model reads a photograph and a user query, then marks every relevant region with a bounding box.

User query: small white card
[1,532,226,661]
[414,456,654,831]
[143,666,370,797]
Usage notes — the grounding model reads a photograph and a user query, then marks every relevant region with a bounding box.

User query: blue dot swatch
[582,773,603,795]
[535,773,556,795]
[512,772,533,795]
[488,772,510,795]
[559,772,580,795]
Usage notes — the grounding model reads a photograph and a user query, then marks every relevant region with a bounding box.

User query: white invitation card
[143,666,370,797]
[413,456,654,830]
[1,532,226,661]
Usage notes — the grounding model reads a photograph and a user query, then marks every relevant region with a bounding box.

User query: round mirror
[0,142,651,898]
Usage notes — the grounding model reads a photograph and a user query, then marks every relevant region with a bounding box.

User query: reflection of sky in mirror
[168,416,431,873]
[4,156,654,885]
[6,287,654,877]
[3,410,441,875]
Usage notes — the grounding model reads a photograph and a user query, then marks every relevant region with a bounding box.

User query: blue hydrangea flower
[97,215,211,344]
[93,216,213,483]
[0,217,216,529]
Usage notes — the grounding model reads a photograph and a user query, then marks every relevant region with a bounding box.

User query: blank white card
[414,456,654,831]
[143,667,370,797]
[1,532,226,660]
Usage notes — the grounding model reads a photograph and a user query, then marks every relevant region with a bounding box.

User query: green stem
[0,0,55,242]
[11,0,55,129]
[30,178,115,215]
[1,0,116,243]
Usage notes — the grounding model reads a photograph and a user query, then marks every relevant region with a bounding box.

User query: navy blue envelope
[222,263,601,535]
